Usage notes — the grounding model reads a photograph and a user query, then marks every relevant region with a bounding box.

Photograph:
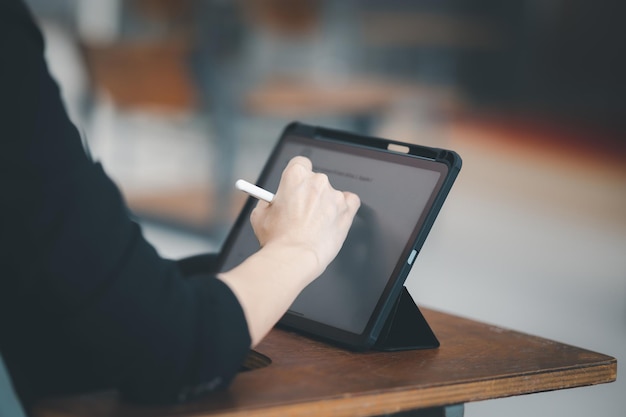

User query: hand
[250,156,361,279]
[219,157,360,346]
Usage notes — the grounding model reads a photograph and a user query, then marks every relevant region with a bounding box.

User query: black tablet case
[219,122,462,351]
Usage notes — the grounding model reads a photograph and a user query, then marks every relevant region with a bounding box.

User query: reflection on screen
[220,136,441,334]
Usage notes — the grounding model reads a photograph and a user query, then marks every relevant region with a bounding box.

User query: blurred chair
[239,0,417,135]
[81,37,196,112]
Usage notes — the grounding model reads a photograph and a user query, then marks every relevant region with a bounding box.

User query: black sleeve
[0,0,250,407]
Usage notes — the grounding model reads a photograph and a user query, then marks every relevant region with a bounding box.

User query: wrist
[257,242,322,288]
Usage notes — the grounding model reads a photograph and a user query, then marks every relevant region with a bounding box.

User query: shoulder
[0,0,44,48]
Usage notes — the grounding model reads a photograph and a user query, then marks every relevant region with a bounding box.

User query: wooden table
[33,308,616,417]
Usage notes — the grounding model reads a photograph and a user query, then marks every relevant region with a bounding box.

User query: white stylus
[235,179,275,203]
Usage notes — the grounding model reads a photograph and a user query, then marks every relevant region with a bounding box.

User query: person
[0,0,360,410]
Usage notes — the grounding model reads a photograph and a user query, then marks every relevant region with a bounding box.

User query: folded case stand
[373,287,439,351]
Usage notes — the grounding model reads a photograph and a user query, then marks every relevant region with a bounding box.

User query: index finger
[287,156,313,171]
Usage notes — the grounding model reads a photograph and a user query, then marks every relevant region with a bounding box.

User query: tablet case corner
[373,287,439,352]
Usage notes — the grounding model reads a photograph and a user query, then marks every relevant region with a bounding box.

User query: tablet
[217,122,462,351]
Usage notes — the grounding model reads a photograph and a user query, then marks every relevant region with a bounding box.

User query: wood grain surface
[33,308,616,417]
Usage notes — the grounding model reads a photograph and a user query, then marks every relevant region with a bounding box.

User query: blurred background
[25,0,624,415]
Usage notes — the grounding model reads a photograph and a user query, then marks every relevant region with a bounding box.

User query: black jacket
[0,0,250,408]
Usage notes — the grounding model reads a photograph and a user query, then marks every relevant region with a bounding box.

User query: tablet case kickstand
[373,287,440,351]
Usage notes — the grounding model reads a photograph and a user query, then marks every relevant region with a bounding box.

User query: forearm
[217,243,319,347]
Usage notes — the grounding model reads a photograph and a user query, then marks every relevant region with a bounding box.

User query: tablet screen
[219,131,450,343]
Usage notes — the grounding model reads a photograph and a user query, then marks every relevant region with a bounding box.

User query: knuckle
[291,155,309,165]
[312,173,330,188]
[289,156,312,172]
[284,162,307,181]
[347,193,360,208]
